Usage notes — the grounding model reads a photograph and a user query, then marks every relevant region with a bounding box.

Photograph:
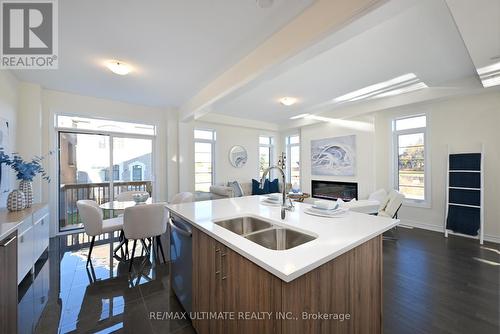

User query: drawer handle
[221,253,227,280]
[1,235,17,247]
[215,247,221,276]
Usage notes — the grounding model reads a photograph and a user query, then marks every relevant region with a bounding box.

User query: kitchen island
[167,195,398,334]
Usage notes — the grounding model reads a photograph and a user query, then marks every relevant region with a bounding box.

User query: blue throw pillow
[252,179,269,195]
[268,178,280,193]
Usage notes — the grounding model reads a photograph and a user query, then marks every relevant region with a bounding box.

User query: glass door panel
[58,132,110,231]
[112,137,153,198]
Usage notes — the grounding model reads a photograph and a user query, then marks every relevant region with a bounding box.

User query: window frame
[285,134,301,186]
[194,129,216,192]
[258,136,274,178]
[391,114,431,208]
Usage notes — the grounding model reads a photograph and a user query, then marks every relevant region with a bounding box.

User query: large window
[259,136,274,177]
[195,129,216,192]
[392,115,428,204]
[286,135,300,186]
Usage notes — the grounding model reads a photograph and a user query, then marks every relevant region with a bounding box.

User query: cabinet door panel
[34,214,49,261]
[18,226,34,283]
[0,232,18,334]
[222,246,281,334]
[192,228,223,334]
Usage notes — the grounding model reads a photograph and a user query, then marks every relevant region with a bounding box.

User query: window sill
[403,199,431,209]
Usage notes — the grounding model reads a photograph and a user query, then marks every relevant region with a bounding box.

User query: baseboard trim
[484,235,500,244]
[399,218,500,244]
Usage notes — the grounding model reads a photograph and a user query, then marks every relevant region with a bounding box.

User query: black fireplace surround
[311,180,358,201]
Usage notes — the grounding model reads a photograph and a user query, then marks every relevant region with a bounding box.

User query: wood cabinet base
[191,227,382,334]
[0,231,18,334]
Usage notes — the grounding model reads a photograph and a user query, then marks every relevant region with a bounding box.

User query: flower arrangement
[0,149,51,182]
[11,154,51,182]
[0,149,11,165]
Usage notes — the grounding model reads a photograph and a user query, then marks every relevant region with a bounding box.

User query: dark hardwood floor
[384,227,499,334]
[19,227,499,333]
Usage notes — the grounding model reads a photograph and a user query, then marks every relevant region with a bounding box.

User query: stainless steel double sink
[214,216,315,250]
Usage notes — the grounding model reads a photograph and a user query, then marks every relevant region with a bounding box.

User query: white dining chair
[123,203,167,272]
[116,191,149,202]
[76,200,124,266]
[377,190,405,241]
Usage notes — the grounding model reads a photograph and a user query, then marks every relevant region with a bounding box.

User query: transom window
[392,115,428,205]
[56,115,155,136]
[195,129,216,192]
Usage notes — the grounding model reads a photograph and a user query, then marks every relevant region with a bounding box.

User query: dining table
[99,198,153,211]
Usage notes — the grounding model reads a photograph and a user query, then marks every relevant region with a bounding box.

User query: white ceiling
[10,0,314,108]
[212,0,479,124]
[446,0,500,70]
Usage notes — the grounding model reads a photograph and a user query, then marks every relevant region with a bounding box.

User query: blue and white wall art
[311,135,356,176]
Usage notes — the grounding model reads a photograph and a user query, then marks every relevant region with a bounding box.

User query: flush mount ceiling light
[333,73,427,103]
[280,97,298,106]
[477,61,500,88]
[106,60,131,75]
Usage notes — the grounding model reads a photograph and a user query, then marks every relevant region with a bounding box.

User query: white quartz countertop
[0,204,48,240]
[166,195,399,282]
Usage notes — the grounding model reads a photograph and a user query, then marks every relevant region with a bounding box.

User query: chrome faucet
[260,153,294,219]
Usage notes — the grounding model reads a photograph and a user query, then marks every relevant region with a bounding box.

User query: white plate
[304,207,348,218]
[261,199,281,207]
[309,206,345,214]
[311,204,339,211]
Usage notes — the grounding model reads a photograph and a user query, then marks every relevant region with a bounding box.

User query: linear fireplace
[311,180,358,201]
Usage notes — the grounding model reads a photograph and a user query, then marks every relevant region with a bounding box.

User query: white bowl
[132,193,149,203]
[314,199,337,210]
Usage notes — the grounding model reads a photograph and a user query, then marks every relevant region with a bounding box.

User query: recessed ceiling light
[333,73,427,103]
[280,97,298,106]
[290,113,310,120]
[106,60,132,75]
[477,61,500,88]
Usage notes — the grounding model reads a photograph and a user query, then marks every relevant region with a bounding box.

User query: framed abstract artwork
[311,135,356,176]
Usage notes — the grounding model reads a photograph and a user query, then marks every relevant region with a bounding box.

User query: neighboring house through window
[392,114,429,206]
[129,162,145,181]
[194,129,216,192]
[103,165,120,181]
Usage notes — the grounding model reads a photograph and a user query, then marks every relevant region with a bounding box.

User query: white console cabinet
[0,204,50,284]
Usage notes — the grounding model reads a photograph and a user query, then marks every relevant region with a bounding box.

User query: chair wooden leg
[156,235,166,263]
[129,240,137,272]
[86,236,95,267]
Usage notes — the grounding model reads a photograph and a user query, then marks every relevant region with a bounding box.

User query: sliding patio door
[58,132,153,232]
[111,136,153,199]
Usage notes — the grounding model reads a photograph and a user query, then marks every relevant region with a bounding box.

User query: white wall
[300,115,376,199]
[39,89,178,235]
[178,120,280,192]
[0,71,19,207]
[17,83,43,203]
[374,91,500,241]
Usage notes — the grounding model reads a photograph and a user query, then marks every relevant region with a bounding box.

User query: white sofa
[195,181,289,201]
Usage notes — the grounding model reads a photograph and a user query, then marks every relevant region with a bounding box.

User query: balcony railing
[59,181,152,230]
